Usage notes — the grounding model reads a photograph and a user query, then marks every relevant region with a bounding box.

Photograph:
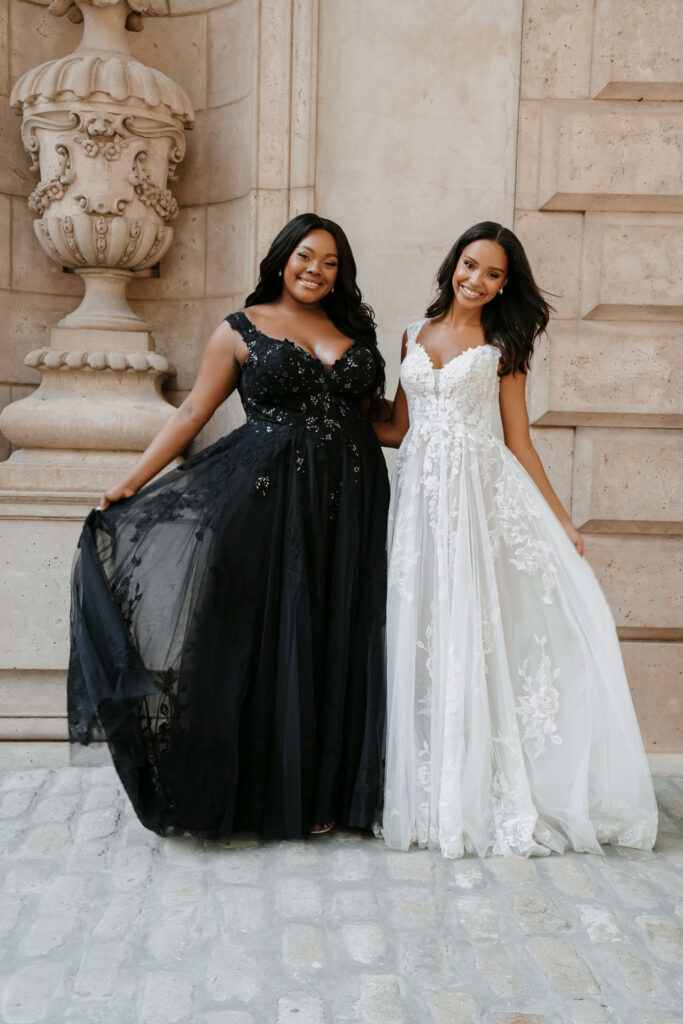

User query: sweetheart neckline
[239,311,357,373]
[414,338,494,371]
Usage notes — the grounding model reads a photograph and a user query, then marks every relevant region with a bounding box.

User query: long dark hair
[245,212,385,403]
[426,221,551,375]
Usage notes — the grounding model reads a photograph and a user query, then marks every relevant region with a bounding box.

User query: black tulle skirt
[68,411,389,841]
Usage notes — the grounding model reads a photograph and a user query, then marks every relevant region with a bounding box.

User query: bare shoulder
[207,317,242,349]
[200,317,249,367]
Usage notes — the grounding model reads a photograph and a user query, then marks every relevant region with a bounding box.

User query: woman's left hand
[563,520,584,556]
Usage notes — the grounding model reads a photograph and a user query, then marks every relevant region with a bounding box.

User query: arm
[371,331,410,449]
[499,369,584,556]
[99,320,244,509]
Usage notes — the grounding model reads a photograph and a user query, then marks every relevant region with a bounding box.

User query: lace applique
[414,619,434,846]
[515,634,563,759]
[480,598,500,658]
[594,817,658,849]
[488,731,542,856]
[226,310,378,439]
[387,502,422,600]
[224,311,375,504]
[490,767,537,856]
[488,468,557,604]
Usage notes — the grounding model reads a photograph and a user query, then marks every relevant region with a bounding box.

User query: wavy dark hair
[425,221,552,375]
[245,212,385,404]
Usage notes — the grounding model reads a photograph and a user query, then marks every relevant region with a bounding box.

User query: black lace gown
[68,311,389,840]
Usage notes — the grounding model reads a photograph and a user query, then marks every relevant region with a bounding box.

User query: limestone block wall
[517,0,683,752]
[315,0,524,392]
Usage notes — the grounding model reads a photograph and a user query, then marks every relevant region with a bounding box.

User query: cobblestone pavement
[1,752,682,1024]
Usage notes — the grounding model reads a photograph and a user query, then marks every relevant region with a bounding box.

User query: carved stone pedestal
[0,0,193,739]
[0,323,176,494]
[0,497,88,739]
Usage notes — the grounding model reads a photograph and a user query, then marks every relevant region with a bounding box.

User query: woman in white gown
[374,222,657,858]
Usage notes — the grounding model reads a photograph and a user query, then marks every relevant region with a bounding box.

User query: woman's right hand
[94,321,242,513]
[562,519,585,557]
[97,483,137,511]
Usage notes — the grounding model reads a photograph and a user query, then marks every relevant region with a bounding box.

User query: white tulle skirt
[382,429,658,858]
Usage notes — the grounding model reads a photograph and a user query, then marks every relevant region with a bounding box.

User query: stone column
[0,0,194,739]
[0,0,194,494]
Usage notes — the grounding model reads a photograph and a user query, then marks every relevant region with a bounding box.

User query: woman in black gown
[68,213,389,841]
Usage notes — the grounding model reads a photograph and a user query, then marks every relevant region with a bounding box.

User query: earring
[278,270,283,277]
[499,287,504,295]
[331,287,335,293]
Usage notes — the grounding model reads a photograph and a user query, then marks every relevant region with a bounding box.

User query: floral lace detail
[414,621,434,846]
[225,310,379,490]
[488,466,557,604]
[515,634,563,759]
[490,768,537,856]
[480,597,500,657]
[594,817,658,849]
[228,310,377,437]
[388,320,557,607]
[387,502,421,600]
[400,319,502,443]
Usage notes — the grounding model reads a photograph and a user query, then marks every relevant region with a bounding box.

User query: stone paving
[0,750,682,1024]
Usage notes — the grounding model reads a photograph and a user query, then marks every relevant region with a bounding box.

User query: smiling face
[282,229,339,305]
[452,239,508,311]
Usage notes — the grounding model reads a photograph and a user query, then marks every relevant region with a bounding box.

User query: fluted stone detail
[24,348,174,375]
[12,53,193,126]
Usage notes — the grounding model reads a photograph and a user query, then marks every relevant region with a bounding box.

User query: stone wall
[0,0,680,749]
[516,0,682,753]
[315,0,523,389]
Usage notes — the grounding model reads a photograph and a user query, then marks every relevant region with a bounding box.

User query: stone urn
[0,0,195,491]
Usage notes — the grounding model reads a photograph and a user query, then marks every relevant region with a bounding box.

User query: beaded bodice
[227,311,377,434]
[400,318,501,441]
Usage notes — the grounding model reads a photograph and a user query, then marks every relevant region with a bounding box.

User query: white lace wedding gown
[382,319,658,858]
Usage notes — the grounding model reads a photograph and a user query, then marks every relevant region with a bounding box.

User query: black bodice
[228,310,377,434]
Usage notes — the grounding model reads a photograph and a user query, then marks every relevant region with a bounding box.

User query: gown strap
[225,310,260,350]
[405,318,428,351]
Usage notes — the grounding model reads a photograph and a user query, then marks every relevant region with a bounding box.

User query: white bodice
[400,318,501,442]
